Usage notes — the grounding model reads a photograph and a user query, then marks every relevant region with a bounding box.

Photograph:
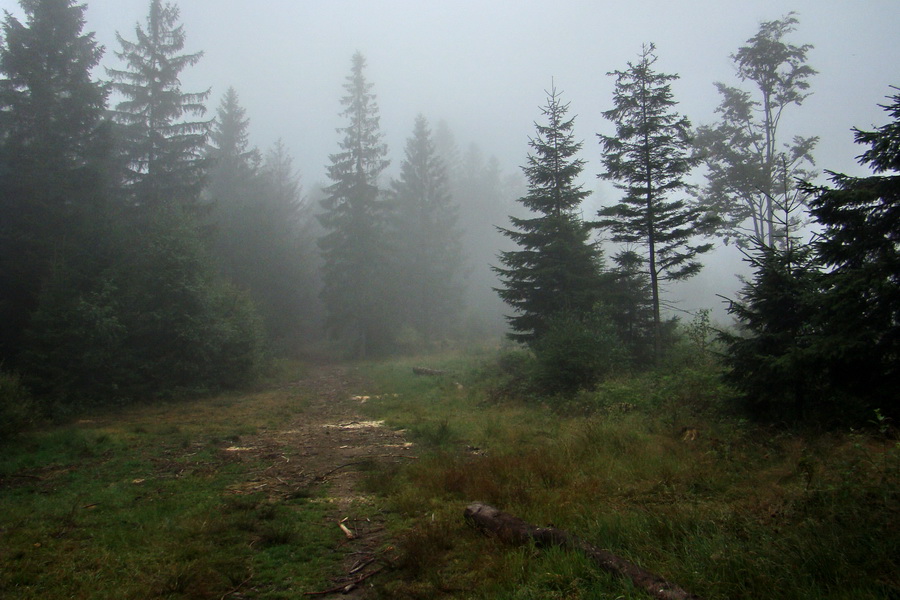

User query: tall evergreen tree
[208,86,260,185]
[0,0,110,364]
[390,115,464,342]
[108,0,210,210]
[206,92,312,349]
[695,13,817,248]
[802,87,900,416]
[721,242,823,421]
[452,143,514,334]
[596,43,714,361]
[206,86,261,279]
[495,85,603,344]
[318,52,392,357]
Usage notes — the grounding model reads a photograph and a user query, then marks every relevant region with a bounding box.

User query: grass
[0,362,343,600]
[3,349,897,599]
[356,349,900,599]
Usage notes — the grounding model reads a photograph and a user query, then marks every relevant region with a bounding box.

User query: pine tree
[390,115,464,342]
[0,0,110,364]
[802,87,900,416]
[318,52,392,357]
[495,85,603,344]
[606,250,656,364]
[108,0,210,210]
[721,243,823,421]
[208,87,260,186]
[695,13,817,248]
[206,86,261,280]
[596,43,714,361]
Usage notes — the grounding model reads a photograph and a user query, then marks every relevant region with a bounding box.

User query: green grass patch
[0,363,342,600]
[358,349,900,599]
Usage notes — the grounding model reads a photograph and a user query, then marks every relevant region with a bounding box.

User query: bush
[0,370,35,442]
[531,308,626,394]
[22,208,267,407]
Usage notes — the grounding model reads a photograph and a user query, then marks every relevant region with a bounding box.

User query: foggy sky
[3,0,900,319]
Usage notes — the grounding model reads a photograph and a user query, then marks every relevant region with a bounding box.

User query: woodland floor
[223,363,412,598]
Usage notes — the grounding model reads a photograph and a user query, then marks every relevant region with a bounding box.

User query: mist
[2,0,898,335]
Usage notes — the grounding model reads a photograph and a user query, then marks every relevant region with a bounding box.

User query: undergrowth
[358,349,900,599]
[0,362,341,600]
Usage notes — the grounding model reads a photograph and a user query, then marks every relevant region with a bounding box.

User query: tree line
[494,16,897,425]
[0,1,896,428]
[0,0,515,420]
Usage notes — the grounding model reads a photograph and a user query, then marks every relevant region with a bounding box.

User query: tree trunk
[464,502,704,600]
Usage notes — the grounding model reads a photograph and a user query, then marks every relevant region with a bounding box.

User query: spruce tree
[208,87,260,186]
[390,115,464,342]
[596,44,714,361]
[108,0,210,210]
[0,0,110,364]
[318,52,392,357]
[802,87,900,416]
[206,86,261,280]
[495,85,603,344]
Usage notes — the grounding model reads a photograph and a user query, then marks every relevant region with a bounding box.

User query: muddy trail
[222,364,414,598]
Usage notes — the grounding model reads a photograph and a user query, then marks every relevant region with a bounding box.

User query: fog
[4,0,899,323]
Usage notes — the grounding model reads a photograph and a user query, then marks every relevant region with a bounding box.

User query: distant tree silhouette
[318,52,393,357]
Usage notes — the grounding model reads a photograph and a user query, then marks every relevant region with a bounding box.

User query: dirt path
[224,363,412,597]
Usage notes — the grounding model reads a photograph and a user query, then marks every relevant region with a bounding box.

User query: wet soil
[223,364,412,598]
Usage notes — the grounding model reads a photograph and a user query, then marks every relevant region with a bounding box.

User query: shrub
[21,208,267,407]
[0,370,35,442]
[531,308,626,394]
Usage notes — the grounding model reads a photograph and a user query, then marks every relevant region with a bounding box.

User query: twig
[303,567,384,596]
[219,572,253,600]
[319,461,371,478]
[349,556,378,574]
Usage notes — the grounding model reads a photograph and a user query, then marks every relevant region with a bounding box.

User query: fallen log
[412,366,447,376]
[464,502,703,600]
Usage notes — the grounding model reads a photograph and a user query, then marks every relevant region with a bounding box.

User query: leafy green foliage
[0,370,35,442]
[695,13,817,248]
[495,85,605,345]
[531,308,626,394]
[724,89,900,424]
[22,209,265,408]
[721,244,827,421]
[802,88,900,418]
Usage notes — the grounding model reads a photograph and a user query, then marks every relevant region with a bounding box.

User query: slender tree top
[108,0,208,125]
[732,12,816,110]
[328,51,389,186]
[854,86,900,174]
[520,83,591,217]
[0,0,107,156]
[209,86,260,173]
[599,43,696,197]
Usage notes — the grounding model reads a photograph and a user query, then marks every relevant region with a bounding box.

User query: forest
[0,1,898,599]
